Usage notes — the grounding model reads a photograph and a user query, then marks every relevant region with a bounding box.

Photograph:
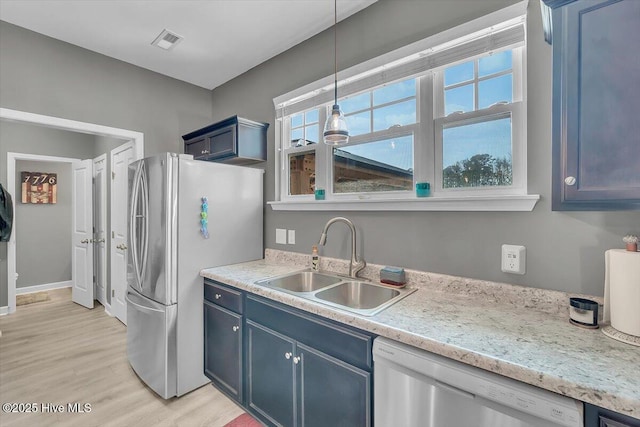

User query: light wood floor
[0,288,244,427]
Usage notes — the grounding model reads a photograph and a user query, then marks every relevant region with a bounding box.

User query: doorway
[1,107,144,317]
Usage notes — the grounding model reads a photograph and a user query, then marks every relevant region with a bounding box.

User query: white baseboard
[16,280,72,295]
[103,304,113,317]
[0,306,9,316]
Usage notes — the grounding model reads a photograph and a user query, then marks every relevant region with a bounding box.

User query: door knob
[80,239,89,244]
[284,352,292,360]
[564,176,577,186]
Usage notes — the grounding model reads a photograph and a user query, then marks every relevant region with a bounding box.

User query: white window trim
[272,0,539,212]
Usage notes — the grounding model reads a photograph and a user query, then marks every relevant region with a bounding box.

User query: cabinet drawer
[204,280,243,314]
[246,295,374,371]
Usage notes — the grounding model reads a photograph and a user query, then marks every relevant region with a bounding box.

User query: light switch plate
[276,228,287,245]
[501,244,526,275]
[287,229,296,244]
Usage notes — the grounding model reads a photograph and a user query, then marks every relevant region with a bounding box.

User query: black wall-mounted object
[183,116,269,165]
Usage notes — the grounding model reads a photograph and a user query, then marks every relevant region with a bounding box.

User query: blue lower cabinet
[204,281,374,427]
[203,300,243,403]
[584,403,640,427]
[297,342,371,427]
[246,320,296,427]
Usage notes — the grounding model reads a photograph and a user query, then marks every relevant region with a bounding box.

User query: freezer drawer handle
[125,292,163,315]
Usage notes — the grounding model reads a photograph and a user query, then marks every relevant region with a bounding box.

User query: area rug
[224,413,262,427]
[16,291,50,306]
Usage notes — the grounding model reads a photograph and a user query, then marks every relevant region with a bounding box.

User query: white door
[110,142,134,325]
[72,159,94,309]
[93,154,107,307]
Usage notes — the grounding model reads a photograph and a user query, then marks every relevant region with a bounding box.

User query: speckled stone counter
[201,249,640,420]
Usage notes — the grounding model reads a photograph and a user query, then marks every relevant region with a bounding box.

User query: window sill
[268,194,540,212]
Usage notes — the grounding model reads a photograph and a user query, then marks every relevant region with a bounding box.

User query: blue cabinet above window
[549,0,640,210]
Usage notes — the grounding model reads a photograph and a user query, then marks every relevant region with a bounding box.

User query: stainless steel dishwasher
[374,337,584,427]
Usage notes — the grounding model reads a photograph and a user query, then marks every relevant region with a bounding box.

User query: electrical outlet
[501,244,526,275]
[275,228,287,245]
[287,229,296,245]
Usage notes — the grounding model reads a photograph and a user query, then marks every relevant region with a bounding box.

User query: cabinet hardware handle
[232,326,239,332]
[284,352,292,360]
[564,176,577,186]
[215,294,222,299]
[201,150,210,154]
[293,356,301,364]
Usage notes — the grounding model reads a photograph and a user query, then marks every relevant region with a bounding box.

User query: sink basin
[315,281,400,310]
[255,270,342,293]
[255,270,416,316]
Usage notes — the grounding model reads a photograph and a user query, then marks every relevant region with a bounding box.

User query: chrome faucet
[317,217,366,279]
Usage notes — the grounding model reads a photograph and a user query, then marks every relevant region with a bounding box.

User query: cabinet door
[584,402,640,427]
[297,343,371,427]
[204,301,243,402]
[184,135,210,159]
[207,124,237,160]
[247,320,297,427]
[552,0,640,210]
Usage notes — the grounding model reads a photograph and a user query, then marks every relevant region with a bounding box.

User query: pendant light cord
[333,0,338,105]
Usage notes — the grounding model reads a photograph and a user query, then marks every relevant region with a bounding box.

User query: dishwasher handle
[436,380,476,400]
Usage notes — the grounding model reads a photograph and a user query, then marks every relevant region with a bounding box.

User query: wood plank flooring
[0,288,244,427]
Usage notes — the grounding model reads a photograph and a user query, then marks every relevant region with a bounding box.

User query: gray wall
[0,20,214,307]
[0,121,97,305]
[15,160,72,288]
[210,0,639,297]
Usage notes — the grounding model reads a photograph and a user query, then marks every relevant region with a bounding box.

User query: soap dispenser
[311,245,319,271]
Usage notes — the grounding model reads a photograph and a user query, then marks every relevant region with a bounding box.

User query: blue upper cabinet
[547,0,640,210]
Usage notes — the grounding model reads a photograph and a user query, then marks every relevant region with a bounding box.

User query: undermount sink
[255,269,416,316]
[255,270,342,293]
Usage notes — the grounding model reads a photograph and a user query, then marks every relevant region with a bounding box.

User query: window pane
[289,152,315,195]
[333,135,413,193]
[478,74,512,109]
[291,113,303,128]
[373,79,416,106]
[445,84,474,115]
[341,92,370,114]
[291,128,303,146]
[305,109,319,124]
[479,50,512,77]
[305,124,319,144]
[345,111,371,136]
[442,117,512,188]
[444,61,474,86]
[373,99,417,132]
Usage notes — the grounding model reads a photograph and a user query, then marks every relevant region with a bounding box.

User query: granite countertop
[200,253,640,420]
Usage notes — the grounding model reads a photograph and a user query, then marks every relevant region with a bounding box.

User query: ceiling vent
[151,29,184,50]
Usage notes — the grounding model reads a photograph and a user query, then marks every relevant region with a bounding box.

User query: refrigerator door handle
[129,161,143,292]
[139,164,149,284]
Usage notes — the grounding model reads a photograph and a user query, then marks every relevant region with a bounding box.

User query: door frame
[1,107,144,315]
[93,153,108,308]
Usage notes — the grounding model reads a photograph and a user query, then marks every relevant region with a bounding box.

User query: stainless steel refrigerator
[125,153,263,399]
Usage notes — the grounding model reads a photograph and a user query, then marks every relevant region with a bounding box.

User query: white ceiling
[0,0,377,90]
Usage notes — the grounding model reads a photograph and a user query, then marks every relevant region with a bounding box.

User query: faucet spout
[317,217,366,279]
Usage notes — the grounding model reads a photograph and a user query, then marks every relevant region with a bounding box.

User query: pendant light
[323,0,349,145]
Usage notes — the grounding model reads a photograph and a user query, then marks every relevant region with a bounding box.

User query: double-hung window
[272,2,538,211]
